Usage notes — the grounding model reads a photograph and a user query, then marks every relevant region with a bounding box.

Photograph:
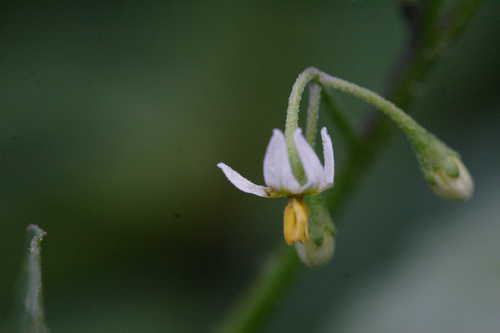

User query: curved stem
[317,70,428,140]
[284,68,322,180]
[287,67,430,149]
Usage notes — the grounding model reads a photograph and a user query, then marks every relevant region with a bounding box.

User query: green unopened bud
[427,156,474,201]
[295,230,335,267]
[411,132,474,201]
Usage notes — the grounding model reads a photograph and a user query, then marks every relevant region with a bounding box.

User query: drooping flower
[217,127,334,245]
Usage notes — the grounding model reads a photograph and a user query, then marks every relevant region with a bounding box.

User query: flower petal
[263,129,301,193]
[217,163,270,197]
[294,128,325,191]
[320,127,334,188]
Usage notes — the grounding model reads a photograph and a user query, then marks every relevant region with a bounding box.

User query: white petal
[217,163,270,197]
[263,130,301,193]
[321,127,335,189]
[294,128,325,191]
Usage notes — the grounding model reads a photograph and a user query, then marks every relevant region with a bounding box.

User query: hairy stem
[305,83,322,146]
[284,69,319,181]
[289,66,432,148]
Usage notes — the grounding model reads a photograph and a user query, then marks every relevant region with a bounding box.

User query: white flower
[217,127,334,198]
[217,127,335,250]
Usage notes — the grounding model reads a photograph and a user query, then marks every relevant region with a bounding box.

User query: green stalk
[305,83,322,147]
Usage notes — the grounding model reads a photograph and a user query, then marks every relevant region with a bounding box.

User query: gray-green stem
[305,83,322,146]
[284,69,321,181]
[285,67,431,153]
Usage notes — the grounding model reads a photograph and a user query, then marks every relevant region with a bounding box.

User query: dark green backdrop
[1,1,499,332]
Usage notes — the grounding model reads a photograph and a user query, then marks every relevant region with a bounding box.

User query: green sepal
[304,194,336,246]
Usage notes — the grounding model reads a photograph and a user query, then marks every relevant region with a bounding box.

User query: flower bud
[295,230,335,266]
[427,156,474,201]
[410,131,474,201]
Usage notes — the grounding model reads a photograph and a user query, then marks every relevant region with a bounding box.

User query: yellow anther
[283,198,309,245]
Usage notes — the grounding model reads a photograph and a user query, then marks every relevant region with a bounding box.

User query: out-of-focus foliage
[22,225,49,333]
[1,1,499,332]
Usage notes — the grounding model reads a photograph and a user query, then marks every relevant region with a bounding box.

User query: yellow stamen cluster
[283,198,309,245]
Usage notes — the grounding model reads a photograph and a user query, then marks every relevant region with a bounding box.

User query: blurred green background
[1,1,499,332]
